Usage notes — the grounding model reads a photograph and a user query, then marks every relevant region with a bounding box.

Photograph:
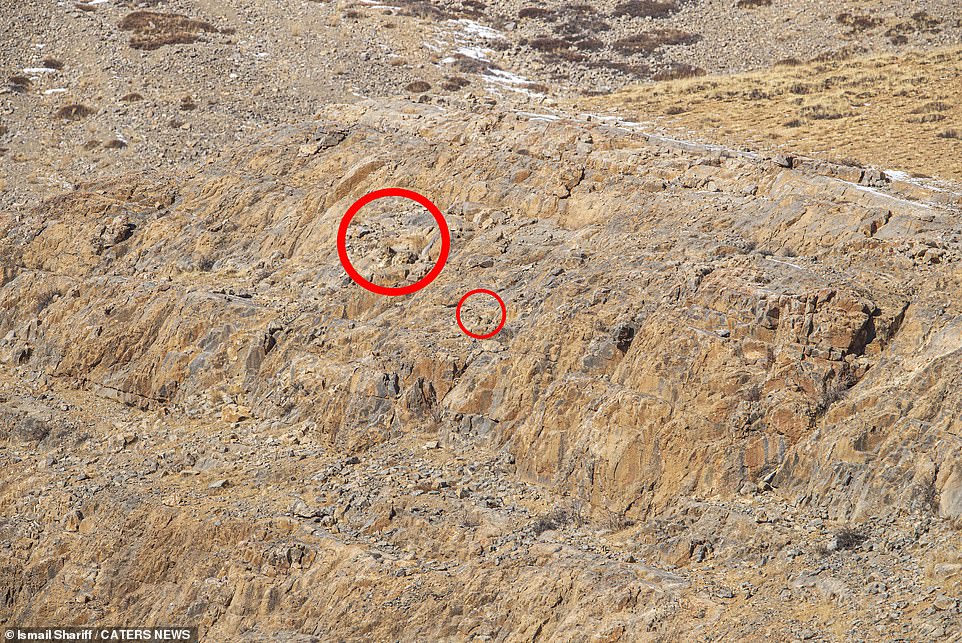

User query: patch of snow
[577,112,656,130]
[481,69,544,96]
[885,169,911,181]
[452,19,502,40]
[648,133,730,153]
[23,67,58,74]
[882,168,951,194]
[43,88,67,95]
[577,112,760,160]
[840,179,935,209]
[515,111,561,122]
[456,46,490,61]
[483,68,530,86]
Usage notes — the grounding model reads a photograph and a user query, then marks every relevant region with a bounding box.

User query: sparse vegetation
[120,92,143,102]
[830,156,863,168]
[835,12,883,34]
[601,510,635,532]
[653,63,705,81]
[118,11,222,50]
[452,53,493,74]
[54,104,96,121]
[404,80,431,93]
[834,527,867,551]
[571,37,605,52]
[612,0,680,19]
[462,0,486,14]
[8,75,31,93]
[819,373,855,412]
[518,7,555,20]
[440,76,470,91]
[42,58,64,70]
[885,12,943,45]
[736,0,772,7]
[556,17,610,37]
[531,508,582,535]
[529,36,570,53]
[810,49,852,63]
[908,113,946,123]
[799,101,851,120]
[911,100,951,113]
[395,0,452,20]
[938,129,962,139]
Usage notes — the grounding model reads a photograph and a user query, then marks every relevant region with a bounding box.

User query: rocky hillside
[2,98,962,640]
[4,0,962,641]
[4,0,962,209]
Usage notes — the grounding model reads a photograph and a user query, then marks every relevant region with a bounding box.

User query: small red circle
[336,188,450,296]
[456,289,507,339]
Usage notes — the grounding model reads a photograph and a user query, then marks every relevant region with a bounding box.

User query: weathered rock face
[0,100,940,510]
[2,100,962,640]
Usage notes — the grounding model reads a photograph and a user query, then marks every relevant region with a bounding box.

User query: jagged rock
[63,509,83,532]
[2,98,962,641]
[933,594,957,611]
[220,405,250,424]
[773,154,794,168]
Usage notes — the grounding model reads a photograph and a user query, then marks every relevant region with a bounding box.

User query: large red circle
[456,289,507,339]
[336,188,450,296]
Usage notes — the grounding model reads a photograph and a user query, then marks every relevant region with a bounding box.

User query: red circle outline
[456,289,507,339]
[336,188,450,296]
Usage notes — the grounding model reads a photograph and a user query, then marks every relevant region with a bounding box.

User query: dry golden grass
[584,47,962,180]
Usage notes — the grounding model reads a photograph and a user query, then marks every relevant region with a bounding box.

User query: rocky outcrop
[2,100,961,640]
